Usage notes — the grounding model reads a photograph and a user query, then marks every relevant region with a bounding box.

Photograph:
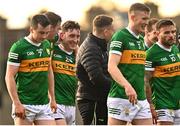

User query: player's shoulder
[10,37,27,50]
[115,28,129,36]
[146,43,160,57]
[14,37,26,44]
[147,43,159,51]
[111,28,131,44]
[42,39,51,47]
[172,44,179,52]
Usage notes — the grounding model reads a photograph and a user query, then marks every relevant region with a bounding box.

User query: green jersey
[145,43,180,110]
[52,45,77,106]
[109,28,146,100]
[47,33,60,57]
[7,37,51,105]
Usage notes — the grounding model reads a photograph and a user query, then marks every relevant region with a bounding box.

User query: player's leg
[132,99,152,125]
[108,116,127,125]
[132,118,152,125]
[54,108,66,125]
[55,119,67,125]
[14,118,32,125]
[34,104,55,125]
[107,97,139,125]
[156,109,174,125]
[34,120,56,125]
[54,104,67,125]
[157,121,173,125]
[12,104,35,125]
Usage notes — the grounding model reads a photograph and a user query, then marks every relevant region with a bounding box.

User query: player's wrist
[49,97,56,102]
[123,82,131,89]
[13,100,22,106]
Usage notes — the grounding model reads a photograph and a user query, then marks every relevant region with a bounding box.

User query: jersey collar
[24,36,41,47]
[58,44,73,55]
[126,27,140,39]
[156,42,172,52]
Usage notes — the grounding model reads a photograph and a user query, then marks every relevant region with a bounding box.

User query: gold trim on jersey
[120,50,146,65]
[52,60,75,76]
[153,62,180,77]
[18,57,50,72]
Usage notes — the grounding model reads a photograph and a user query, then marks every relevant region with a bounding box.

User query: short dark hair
[156,19,175,30]
[146,18,158,32]
[30,14,50,29]
[129,3,151,13]
[44,12,62,27]
[61,20,80,32]
[93,15,113,28]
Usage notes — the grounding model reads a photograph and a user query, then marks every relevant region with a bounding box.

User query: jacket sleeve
[81,46,112,85]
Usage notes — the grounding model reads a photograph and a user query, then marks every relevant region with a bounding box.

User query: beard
[161,36,175,47]
[164,40,175,47]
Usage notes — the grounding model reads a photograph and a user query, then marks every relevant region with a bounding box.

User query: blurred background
[0,0,180,124]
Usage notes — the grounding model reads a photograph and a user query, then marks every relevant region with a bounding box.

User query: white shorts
[53,104,75,125]
[12,104,54,122]
[107,97,152,122]
[156,109,180,125]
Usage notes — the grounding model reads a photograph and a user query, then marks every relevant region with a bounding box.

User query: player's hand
[124,84,137,105]
[50,99,57,113]
[150,104,157,124]
[14,103,26,119]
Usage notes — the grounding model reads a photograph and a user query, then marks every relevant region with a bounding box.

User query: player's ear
[145,28,148,35]
[60,32,65,40]
[130,14,136,22]
[156,30,160,36]
[29,26,33,33]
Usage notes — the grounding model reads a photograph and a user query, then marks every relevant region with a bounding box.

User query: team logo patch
[160,57,168,61]
[66,56,73,63]
[53,54,62,59]
[129,42,135,46]
[27,51,34,56]
[124,107,130,116]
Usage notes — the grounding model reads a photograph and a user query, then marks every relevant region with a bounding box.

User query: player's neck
[59,43,73,54]
[27,35,39,44]
[128,24,140,36]
[144,36,153,48]
[159,41,171,49]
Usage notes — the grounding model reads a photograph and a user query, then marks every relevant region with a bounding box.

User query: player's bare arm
[145,71,157,124]
[108,53,137,105]
[48,62,57,113]
[5,65,25,119]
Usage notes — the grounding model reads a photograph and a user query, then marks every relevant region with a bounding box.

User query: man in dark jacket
[76,15,114,125]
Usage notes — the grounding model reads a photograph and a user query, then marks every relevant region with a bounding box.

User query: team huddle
[5,2,180,125]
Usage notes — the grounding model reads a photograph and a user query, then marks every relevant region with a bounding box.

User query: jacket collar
[88,33,107,51]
